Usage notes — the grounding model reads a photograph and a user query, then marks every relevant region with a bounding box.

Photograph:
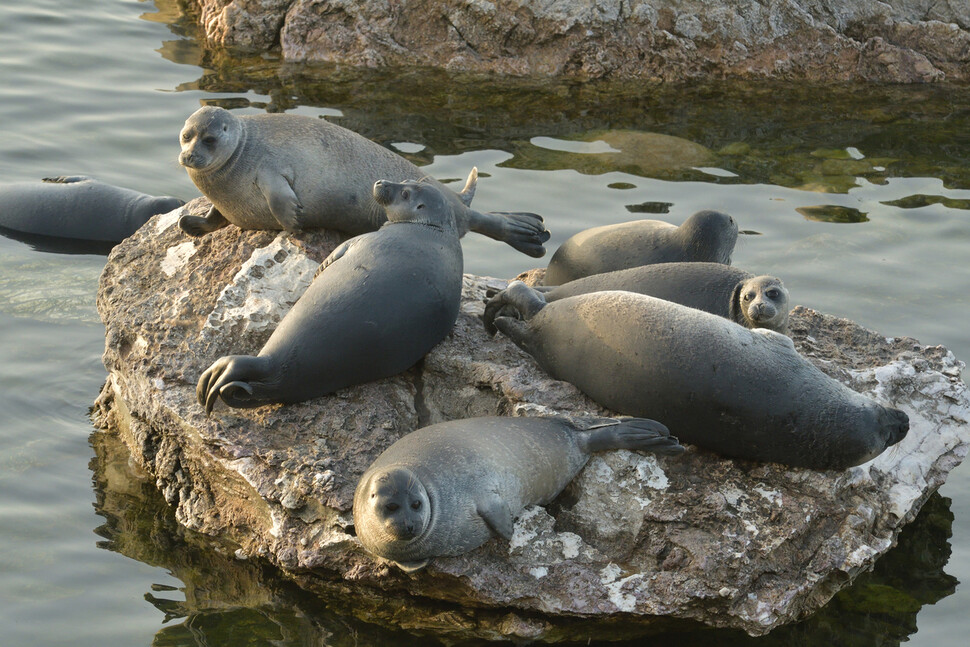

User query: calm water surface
[1,1,969,645]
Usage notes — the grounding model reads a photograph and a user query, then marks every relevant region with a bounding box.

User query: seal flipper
[458,167,478,207]
[392,558,431,573]
[483,280,547,336]
[180,204,230,237]
[256,165,304,233]
[313,237,365,279]
[197,354,274,415]
[477,491,514,540]
[582,419,685,456]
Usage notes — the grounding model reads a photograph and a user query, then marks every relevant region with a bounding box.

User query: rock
[94,200,970,641]
[180,0,970,82]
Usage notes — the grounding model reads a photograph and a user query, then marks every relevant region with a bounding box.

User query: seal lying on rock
[353,416,684,571]
[505,263,790,335]
[484,282,909,470]
[196,178,463,413]
[0,176,184,254]
[542,210,738,285]
[177,106,550,257]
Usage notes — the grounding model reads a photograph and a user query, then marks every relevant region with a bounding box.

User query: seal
[0,176,184,254]
[196,178,463,413]
[542,210,739,285]
[484,282,909,470]
[518,262,790,334]
[353,415,684,571]
[177,106,550,257]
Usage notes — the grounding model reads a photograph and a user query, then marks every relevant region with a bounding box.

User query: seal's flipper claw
[219,381,255,407]
[487,212,550,257]
[393,558,431,573]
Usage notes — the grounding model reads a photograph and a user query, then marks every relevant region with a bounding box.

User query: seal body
[542,210,738,285]
[485,282,909,470]
[0,176,184,253]
[353,416,683,570]
[178,106,549,257]
[538,262,790,334]
[196,179,464,412]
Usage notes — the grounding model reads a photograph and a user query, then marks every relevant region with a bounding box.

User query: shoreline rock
[94,200,970,641]
[182,0,970,82]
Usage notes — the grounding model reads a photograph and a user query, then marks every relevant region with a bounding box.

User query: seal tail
[582,419,685,456]
[458,167,478,207]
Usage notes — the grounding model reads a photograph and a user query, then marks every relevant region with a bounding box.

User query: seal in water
[502,262,790,334]
[177,106,549,257]
[542,210,738,285]
[484,281,909,470]
[0,176,184,254]
[196,178,463,413]
[353,416,684,571]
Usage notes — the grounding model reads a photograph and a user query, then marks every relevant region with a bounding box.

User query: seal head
[358,467,432,543]
[732,275,790,334]
[178,106,243,173]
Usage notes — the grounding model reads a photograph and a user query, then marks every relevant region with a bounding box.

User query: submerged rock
[182,1,970,82]
[94,200,970,641]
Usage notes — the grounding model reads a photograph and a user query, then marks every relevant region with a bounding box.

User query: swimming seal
[484,282,909,470]
[353,416,684,571]
[177,106,549,257]
[196,178,463,413]
[542,210,738,285]
[0,176,184,254]
[518,262,790,334]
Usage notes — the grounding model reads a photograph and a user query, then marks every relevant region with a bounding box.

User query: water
[0,1,968,644]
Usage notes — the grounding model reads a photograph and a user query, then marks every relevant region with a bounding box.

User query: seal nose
[373,179,393,206]
[887,408,910,446]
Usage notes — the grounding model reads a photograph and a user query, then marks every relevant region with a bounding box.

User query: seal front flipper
[180,204,230,237]
[483,280,547,335]
[466,209,550,258]
[391,558,431,573]
[257,165,304,233]
[477,491,514,540]
[42,175,91,184]
[313,237,365,279]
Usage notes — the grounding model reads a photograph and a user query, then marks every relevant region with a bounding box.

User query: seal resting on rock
[353,416,684,571]
[177,106,549,257]
[509,263,790,335]
[0,176,184,254]
[484,282,909,470]
[542,210,738,285]
[196,178,463,413]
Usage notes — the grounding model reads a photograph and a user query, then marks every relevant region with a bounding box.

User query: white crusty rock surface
[94,198,970,641]
[183,0,970,82]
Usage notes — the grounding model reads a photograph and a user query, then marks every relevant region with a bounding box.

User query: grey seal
[196,178,463,413]
[177,106,549,257]
[353,416,684,571]
[542,210,739,285]
[484,282,909,470]
[0,176,184,254]
[516,263,790,334]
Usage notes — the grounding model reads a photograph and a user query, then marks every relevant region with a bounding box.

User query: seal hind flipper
[458,167,478,207]
[582,419,685,456]
[483,280,547,335]
[477,491,514,540]
[180,204,230,237]
[465,210,551,258]
[197,355,273,415]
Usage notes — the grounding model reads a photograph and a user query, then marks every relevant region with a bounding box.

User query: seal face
[0,176,184,254]
[542,210,739,285]
[176,106,550,257]
[533,262,791,335]
[353,416,683,571]
[484,282,908,470]
[196,179,464,413]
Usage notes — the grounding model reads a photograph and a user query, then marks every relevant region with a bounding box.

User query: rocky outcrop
[94,199,970,642]
[183,0,970,82]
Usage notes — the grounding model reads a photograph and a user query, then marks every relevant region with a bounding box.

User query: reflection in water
[796,205,870,224]
[91,427,957,646]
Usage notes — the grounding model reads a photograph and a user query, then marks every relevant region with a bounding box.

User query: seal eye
[401,190,410,200]
[203,136,217,146]
[416,204,425,210]
[385,503,399,512]
[411,500,422,510]
[766,289,779,299]
[743,292,754,302]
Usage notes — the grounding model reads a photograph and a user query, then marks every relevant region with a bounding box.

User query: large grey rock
[94,200,970,641]
[182,0,970,81]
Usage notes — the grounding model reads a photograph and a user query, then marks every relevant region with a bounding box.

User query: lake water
[1,1,969,645]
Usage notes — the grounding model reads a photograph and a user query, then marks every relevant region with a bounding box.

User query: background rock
[181,0,970,81]
[94,201,970,641]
